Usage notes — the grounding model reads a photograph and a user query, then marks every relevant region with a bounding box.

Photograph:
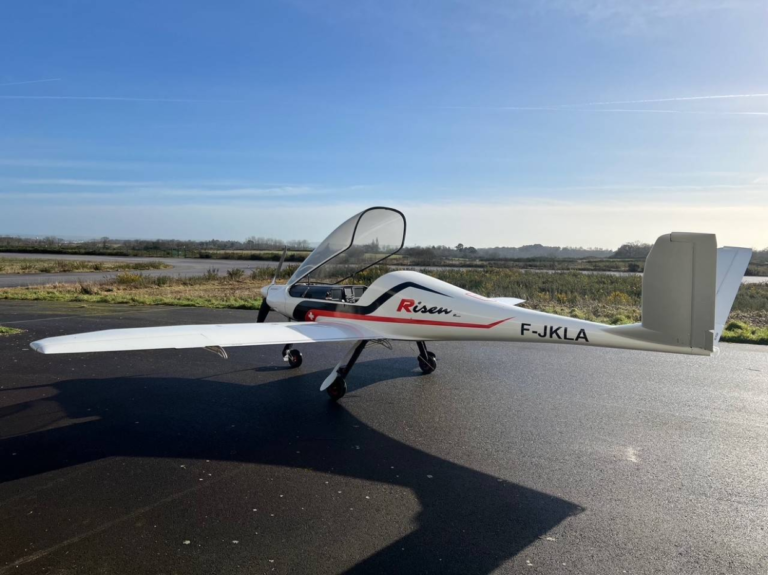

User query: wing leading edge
[30,321,380,355]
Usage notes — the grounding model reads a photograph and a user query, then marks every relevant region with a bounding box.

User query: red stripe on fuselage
[305,310,513,329]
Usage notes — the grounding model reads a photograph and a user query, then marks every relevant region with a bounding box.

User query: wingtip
[29,340,46,353]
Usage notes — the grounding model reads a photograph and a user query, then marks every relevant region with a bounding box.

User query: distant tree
[407,247,439,265]
[288,239,311,251]
[751,248,768,264]
[612,242,652,259]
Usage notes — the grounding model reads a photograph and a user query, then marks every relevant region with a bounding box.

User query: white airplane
[31,207,752,400]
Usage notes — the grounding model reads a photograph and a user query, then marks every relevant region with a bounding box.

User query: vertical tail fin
[641,232,718,351]
[610,233,751,355]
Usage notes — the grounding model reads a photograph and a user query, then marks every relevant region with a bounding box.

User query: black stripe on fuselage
[291,281,449,321]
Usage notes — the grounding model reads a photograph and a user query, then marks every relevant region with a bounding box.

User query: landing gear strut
[282,344,302,368]
[417,341,437,374]
[322,340,368,401]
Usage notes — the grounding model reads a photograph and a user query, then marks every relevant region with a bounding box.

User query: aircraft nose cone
[260,285,270,298]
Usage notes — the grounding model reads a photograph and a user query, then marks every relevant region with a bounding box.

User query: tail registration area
[521,323,590,342]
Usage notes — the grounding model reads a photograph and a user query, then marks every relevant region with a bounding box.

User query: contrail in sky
[0,78,61,87]
[566,93,768,107]
[561,108,768,116]
[443,93,768,115]
[0,95,243,103]
[443,106,768,116]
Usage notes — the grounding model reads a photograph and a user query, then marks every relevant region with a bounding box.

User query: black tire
[326,377,347,401]
[418,351,437,374]
[287,349,303,368]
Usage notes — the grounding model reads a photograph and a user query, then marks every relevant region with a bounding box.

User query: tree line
[0,235,765,265]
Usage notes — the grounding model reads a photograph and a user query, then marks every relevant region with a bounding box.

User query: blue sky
[1,0,767,247]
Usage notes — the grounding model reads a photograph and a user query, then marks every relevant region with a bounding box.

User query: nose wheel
[321,340,368,401]
[417,342,437,374]
[326,376,347,400]
[283,345,302,368]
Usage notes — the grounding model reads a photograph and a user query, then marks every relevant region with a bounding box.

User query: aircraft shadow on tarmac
[0,358,582,574]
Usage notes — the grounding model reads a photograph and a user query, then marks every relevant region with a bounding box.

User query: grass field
[0,266,765,344]
[0,257,171,275]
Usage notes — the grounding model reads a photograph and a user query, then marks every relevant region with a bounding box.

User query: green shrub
[203,268,219,281]
[0,326,24,336]
[721,322,768,345]
[569,308,587,319]
[725,320,748,332]
[607,291,632,305]
[77,281,101,295]
[115,272,143,285]
[227,268,245,281]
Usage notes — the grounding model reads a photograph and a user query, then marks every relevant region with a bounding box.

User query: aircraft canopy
[287,207,406,285]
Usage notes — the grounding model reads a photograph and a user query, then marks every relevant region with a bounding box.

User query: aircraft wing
[30,321,381,355]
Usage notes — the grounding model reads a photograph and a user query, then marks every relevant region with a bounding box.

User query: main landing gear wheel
[285,348,303,368]
[326,376,347,401]
[418,351,437,374]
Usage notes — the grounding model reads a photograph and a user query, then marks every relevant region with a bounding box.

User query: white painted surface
[30,321,378,355]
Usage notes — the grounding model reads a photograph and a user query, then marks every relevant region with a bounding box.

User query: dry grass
[0,274,269,310]
[0,257,170,274]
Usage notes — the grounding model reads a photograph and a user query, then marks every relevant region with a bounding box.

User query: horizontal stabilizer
[30,321,380,355]
[491,297,526,307]
[714,247,752,344]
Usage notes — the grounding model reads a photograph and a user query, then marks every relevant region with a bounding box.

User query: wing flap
[30,321,379,355]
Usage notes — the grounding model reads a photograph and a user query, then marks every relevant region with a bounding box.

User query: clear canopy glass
[287,207,406,285]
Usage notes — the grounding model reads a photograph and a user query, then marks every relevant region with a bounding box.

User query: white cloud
[547,0,761,32]
[555,0,754,20]
[292,0,762,38]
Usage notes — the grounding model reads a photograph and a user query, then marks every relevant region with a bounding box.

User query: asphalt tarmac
[0,301,766,574]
